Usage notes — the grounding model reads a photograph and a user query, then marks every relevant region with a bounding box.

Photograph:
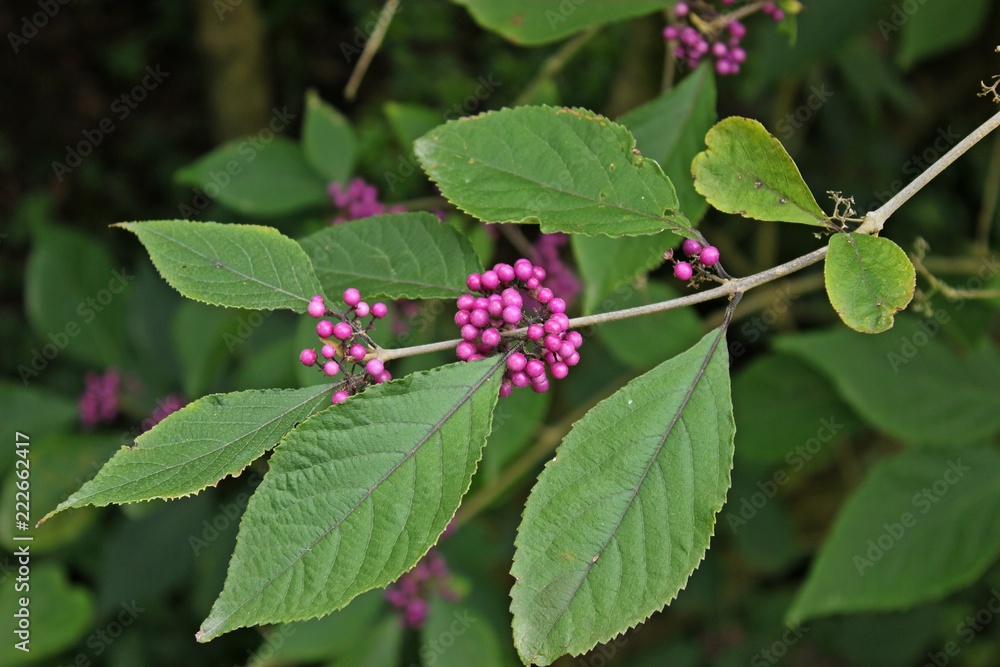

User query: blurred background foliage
[1,0,999,665]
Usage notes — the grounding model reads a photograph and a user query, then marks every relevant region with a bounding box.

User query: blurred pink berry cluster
[143,394,187,431]
[532,233,582,308]
[672,238,721,282]
[328,178,405,223]
[455,259,582,397]
[300,289,391,404]
[78,368,120,428]
[384,549,459,628]
[664,1,784,76]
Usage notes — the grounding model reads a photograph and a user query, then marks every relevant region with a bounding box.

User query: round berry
[469,309,490,328]
[461,324,480,341]
[354,301,371,318]
[511,372,530,388]
[502,306,522,325]
[366,359,385,377]
[559,342,576,359]
[525,277,540,290]
[499,381,513,398]
[550,362,569,380]
[525,359,545,378]
[466,273,482,291]
[375,370,392,384]
[566,331,583,348]
[495,263,515,283]
[663,25,679,40]
[455,310,471,326]
[307,297,326,318]
[544,318,564,334]
[549,297,566,314]
[481,270,500,290]
[675,1,689,16]
[682,238,703,256]
[730,47,747,63]
[333,322,353,340]
[456,341,476,361]
[343,288,361,307]
[565,351,581,367]
[501,288,523,308]
[321,344,337,359]
[527,324,545,341]
[371,302,388,319]
[481,328,501,347]
[536,287,553,304]
[323,361,340,376]
[331,390,349,404]
[545,334,563,352]
[457,294,475,311]
[349,343,367,361]
[531,381,549,394]
[507,352,528,372]
[487,298,504,318]
[674,261,694,281]
[299,348,318,366]
[728,20,746,38]
[513,259,533,281]
[316,320,335,338]
[699,245,720,266]
[532,266,547,282]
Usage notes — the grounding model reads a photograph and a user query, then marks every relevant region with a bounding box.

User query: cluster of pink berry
[455,259,581,397]
[672,238,721,281]
[78,368,120,428]
[663,1,782,76]
[532,232,582,307]
[299,289,391,404]
[328,178,405,223]
[384,549,459,628]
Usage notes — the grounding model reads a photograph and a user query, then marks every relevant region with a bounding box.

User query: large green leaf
[24,226,129,367]
[0,564,94,665]
[692,117,827,226]
[775,318,1000,448]
[896,0,991,69]
[197,357,505,641]
[116,220,323,312]
[303,90,356,184]
[176,136,329,217]
[825,233,916,334]
[300,213,483,300]
[788,448,1000,622]
[450,0,673,45]
[511,328,734,665]
[43,385,332,520]
[415,106,692,238]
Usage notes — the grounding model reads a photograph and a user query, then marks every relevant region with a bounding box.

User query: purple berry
[551,362,569,380]
[323,361,340,376]
[307,297,326,318]
[455,310,471,326]
[502,288,523,308]
[457,294,475,311]
[481,270,500,290]
[488,298,504,318]
[349,343,367,361]
[343,288,361,307]
[675,2,689,16]
[376,370,392,384]
[549,297,566,314]
[513,259,533,281]
[531,381,549,394]
[545,334,563,352]
[502,306,522,325]
[699,245,720,266]
[682,239,704,256]
[299,348,318,366]
[526,277,540,290]
[333,322,353,340]
[507,352,528,372]
[532,266,547,282]
[527,324,545,341]
[371,302,388,318]
[470,309,490,328]
[499,381,513,398]
[322,344,337,359]
[495,263,516,283]
[565,351,581,367]
[730,47,747,63]
[559,342,576,359]
[566,331,583,348]
[728,20,746,38]
[456,341,476,361]
[332,390,349,404]
[466,273,482,291]
[664,25,679,40]
[544,318,564,334]
[366,359,385,377]
[316,320,335,338]
[461,324,480,341]
[481,328,501,347]
[674,262,694,281]
[354,301,371,318]
[511,372,530,388]
[536,287,553,304]
[525,359,545,378]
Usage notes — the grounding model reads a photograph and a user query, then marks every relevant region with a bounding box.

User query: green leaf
[0,564,94,665]
[24,226,129,367]
[299,213,483,300]
[176,136,329,217]
[116,220,323,312]
[825,233,916,334]
[172,301,241,398]
[303,89,357,184]
[415,106,692,238]
[594,281,704,369]
[511,328,734,665]
[43,385,332,520]
[897,0,991,69]
[197,358,505,641]
[775,317,1000,448]
[620,62,717,223]
[572,233,676,314]
[384,102,441,152]
[425,596,509,667]
[788,448,1000,623]
[0,384,76,474]
[325,615,403,667]
[450,0,673,45]
[692,117,827,226]
[260,591,385,663]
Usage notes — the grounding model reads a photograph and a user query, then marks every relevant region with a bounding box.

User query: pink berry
[531,381,549,394]
[511,372,530,388]
[730,47,747,63]
[461,324,479,341]
[566,331,583,348]
[299,348,318,366]
[527,324,545,341]
[456,341,476,361]
[545,334,563,352]
[470,309,490,328]
[675,2,689,16]
[565,351,581,367]
[316,320,335,338]
[549,298,566,314]
[375,370,392,384]
[559,342,576,359]
[333,322,353,340]
[525,277,540,290]
[307,298,326,318]
[481,270,500,290]
[699,246,720,266]
[507,352,528,372]
[332,390,349,404]
[481,328,501,347]
[502,306,522,325]
[474,297,489,311]
[466,274,482,291]
[663,26,679,40]
[525,359,545,378]
[502,288,523,308]
[354,301,371,318]
[457,294,475,311]
[674,262,694,281]
[366,359,385,377]
[371,302,388,318]
[499,381,513,398]
[544,318,564,334]
[321,344,337,359]
[536,287,553,304]
[728,20,746,38]
[495,263,515,283]
[343,288,361,307]
[487,298,504,318]
[550,362,569,380]
[349,344,367,361]
[455,310,471,326]
[323,361,340,376]
[532,266,547,282]
[513,259,533,281]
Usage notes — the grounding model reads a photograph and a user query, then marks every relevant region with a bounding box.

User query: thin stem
[861,108,1000,234]
[513,26,601,107]
[344,0,400,101]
